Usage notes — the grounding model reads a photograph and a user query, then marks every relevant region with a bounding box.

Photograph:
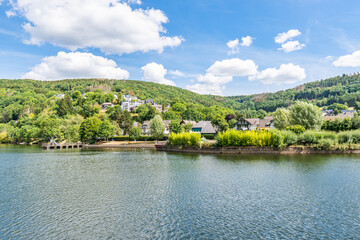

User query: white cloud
[333,50,360,67]
[187,58,258,95]
[141,62,176,86]
[275,29,302,44]
[207,58,258,76]
[126,0,142,4]
[9,0,183,55]
[240,36,254,47]
[249,63,306,85]
[168,70,185,77]
[227,39,240,55]
[186,83,224,96]
[227,36,253,55]
[22,51,129,80]
[278,40,306,53]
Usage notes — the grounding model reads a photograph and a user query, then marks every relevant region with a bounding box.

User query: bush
[351,130,360,144]
[316,138,335,150]
[338,132,353,144]
[168,132,201,147]
[298,131,317,144]
[281,130,298,146]
[285,125,306,134]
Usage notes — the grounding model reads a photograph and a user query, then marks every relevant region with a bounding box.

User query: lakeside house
[234,116,274,131]
[191,121,217,135]
[141,120,171,135]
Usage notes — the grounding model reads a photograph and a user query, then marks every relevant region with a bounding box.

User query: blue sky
[1,0,360,96]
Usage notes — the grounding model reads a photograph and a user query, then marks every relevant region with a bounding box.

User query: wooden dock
[42,142,83,150]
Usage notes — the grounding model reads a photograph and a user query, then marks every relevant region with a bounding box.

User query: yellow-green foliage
[168,132,201,146]
[217,129,280,147]
[0,131,6,142]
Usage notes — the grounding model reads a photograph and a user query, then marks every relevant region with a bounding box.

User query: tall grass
[217,129,281,147]
[168,132,201,147]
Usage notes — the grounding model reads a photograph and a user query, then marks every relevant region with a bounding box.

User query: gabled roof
[192,121,216,134]
[181,120,197,125]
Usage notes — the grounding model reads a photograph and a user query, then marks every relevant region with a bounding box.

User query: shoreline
[84,143,157,149]
[156,145,360,155]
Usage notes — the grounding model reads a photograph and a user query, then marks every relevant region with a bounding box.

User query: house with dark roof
[191,121,217,135]
[234,116,274,131]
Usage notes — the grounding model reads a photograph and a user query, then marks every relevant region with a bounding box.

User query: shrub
[298,131,317,144]
[351,130,360,144]
[285,125,306,134]
[281,130,298,146]
[338,132,353,144]
[321,132,337,140]
[168,132,201,147]
[316,138,335,150]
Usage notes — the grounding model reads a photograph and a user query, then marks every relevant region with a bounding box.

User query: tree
[79,117,102,142]
[150,115,165,140]
[211,114,229,132]
[57,93,74,116]
[135,104,156,122]
[289,101,323,130]
[98,120,115,140]
[273,108,291,129]
[129,127,142,141]
[169,121,182,133]
[36,116,62,140]
[181,123,193,133]
[171,103,187,113]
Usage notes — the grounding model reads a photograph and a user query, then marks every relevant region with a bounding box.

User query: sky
[1,0,360,96]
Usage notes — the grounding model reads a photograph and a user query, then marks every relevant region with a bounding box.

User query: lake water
[1,144,360,239]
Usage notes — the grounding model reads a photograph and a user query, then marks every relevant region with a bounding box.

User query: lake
[1,144,360,239]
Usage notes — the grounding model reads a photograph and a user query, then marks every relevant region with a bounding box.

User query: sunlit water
[1,144,360,239]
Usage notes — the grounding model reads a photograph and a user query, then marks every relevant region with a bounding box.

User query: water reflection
[1,146,360,238]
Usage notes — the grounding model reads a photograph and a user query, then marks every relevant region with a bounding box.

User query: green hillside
[227,73,360,112]
[0,79,240,109]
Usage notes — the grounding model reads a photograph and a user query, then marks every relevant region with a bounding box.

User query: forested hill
[0,79,240,109]
[227,73,360,112]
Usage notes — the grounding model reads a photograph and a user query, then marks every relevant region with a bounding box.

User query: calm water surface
[1,144,360,239]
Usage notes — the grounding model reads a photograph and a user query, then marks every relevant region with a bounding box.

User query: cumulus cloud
[275,29,302,44]
[8,0,183,55]
[240,36,254,47]
[187,58,258,95]
[278,40,306,53]
[207,58,258,76]
[141,62,176,86]
[333,50,360,67]
[227,36,253,55]
[22,51,129,80]
[249,63,306,85]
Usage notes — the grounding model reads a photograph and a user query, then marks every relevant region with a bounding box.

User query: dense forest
[228,73,360,112]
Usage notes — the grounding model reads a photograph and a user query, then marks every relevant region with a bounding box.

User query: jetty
[42,142,83,150]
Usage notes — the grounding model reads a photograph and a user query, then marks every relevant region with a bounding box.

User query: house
[322,109,334,116]
[154,104,163,112]
[259,116,274,130]
[180,120,197,126]
[100,102,114,110]
[324,112,356,121]
[57,94,65,99]
[141,120,171,135]
[191,121,217,135]
[234,118,260,131]
[234,116,274,131]
[123,95,138,102]
[121,101,142,112]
